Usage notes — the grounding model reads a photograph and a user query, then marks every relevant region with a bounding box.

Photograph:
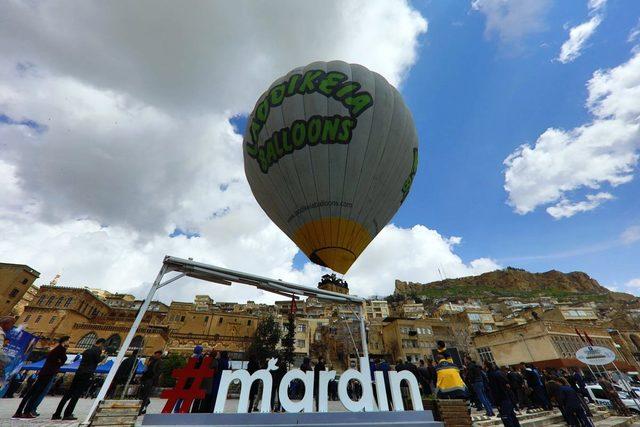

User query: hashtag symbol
[160,355,215,413]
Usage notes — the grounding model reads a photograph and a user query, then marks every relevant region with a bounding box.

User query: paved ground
[0,397,351,426]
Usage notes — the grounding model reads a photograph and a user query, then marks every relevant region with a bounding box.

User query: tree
[159,354,187,387]
[245,314,282,362]
[280,313,296,368]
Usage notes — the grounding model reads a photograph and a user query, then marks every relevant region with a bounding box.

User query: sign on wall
[575,346,616,365]
[0,327,39,397]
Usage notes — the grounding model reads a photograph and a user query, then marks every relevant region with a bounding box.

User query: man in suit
[139,350,163,415]
[52,338,105,420]
[13,336,69,419]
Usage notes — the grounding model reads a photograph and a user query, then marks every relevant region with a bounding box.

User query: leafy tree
[280,313,296,368]
[159,353,186,387]
[246,314,282,362]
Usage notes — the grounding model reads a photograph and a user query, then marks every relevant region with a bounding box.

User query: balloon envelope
[243,61,418,273]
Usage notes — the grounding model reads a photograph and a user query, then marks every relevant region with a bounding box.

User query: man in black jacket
[139,350,163,415]
[486,362,520,427]
[14,336,70,419]
[313,356,326,411]
[466,357,494,417]
[52,338,105,420]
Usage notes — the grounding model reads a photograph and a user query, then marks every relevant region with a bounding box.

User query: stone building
[17,285,111,352]
[11,283,38,317]
[317,274,349,295]
[380,317,454,363]
[473,319,637,371]
[0,262,40,316]
[165,301,258,357]
[364,300,390,320]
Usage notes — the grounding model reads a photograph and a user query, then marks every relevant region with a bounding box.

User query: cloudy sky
[1,0,639,303]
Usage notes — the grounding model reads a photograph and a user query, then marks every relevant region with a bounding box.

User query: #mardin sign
[213,357,423,413]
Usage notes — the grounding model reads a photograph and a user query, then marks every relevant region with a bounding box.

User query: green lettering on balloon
[321,116,340,143]
[307,116,322,146]
[338,117,356,143]
[318,72,347,96]
[292,120,306,149]
[298,70,323,94]
[269,83,286,106]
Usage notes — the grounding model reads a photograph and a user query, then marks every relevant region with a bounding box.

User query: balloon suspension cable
[341,314,360,360]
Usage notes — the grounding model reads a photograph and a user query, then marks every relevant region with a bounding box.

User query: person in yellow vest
[434,353,467,399]
[436,341,454,363]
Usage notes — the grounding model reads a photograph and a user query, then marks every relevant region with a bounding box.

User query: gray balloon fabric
[243,61,418,274]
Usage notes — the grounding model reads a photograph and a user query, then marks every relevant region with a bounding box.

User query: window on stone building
[47,296,55,306]
[477,347,495,364]
[38,295,46,305]
[9,288,19,298]
[296,339,306,348]
[55,296,64,307]
[21,278,29,284]
[297,324,306,333]
[204,316,209,322]
[247,320,252,326]
[64,297,73,308]
[49,316,57,324]
[24,314,31,322]
[105,334,122,354]
[219,317,224,324]
[78,332,98,349]
[468,313,482,322]
[130,335,144,351]
[35,315,42,323]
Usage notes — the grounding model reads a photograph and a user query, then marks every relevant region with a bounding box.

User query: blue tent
[21,359,45,371]
[59,359,81,373]
[20,356,145,375]
[95,359,145,375]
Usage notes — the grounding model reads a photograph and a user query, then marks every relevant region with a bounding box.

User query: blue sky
[395,0,640,290]
[244,0,640,290]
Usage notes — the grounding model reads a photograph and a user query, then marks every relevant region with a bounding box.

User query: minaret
[49,273,61,286]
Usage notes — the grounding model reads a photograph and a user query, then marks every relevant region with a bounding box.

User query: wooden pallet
[423,399,472,427]
[90,400,141,427]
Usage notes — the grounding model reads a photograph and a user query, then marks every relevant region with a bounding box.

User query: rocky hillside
[395,267,616,300]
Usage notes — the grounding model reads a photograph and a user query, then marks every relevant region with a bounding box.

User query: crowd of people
[5,335,637,426]
[407,340,634,427]
[9,335,164,420]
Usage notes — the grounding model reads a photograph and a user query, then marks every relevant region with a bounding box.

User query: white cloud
[587,0,607,13]
[629,19,640,43]
[545,192,613,218]
[345,225,500,296]
[0,1,426,114]
[504,51,640,217]
[621,225,640,244]
[557,15,601,64]
[626,278,640,288]
[0,1,498,303]
[471,0,550,45]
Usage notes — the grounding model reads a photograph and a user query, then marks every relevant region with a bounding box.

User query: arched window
[64,297,73,308]
[105,334,122,354]
[46,296,55,306]
[130,335,145,351]
[78,332,98,349]
[55,296,64,307]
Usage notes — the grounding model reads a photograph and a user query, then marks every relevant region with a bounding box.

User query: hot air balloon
[243,61,418,274]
